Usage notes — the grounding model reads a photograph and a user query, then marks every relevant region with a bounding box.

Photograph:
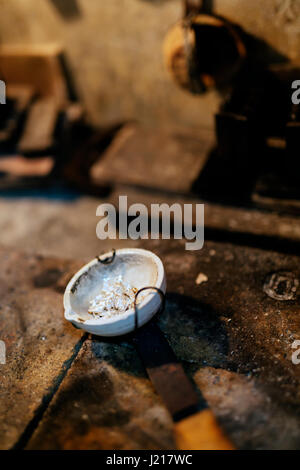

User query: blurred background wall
[0,0,299,130]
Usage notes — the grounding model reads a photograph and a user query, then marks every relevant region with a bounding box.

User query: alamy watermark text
[96,196,204,251]
[0,340,6,365]
[0,80,6,104]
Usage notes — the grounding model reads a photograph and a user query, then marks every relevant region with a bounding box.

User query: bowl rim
[64,248,166,327]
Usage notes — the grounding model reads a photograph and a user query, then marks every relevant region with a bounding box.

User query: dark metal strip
[132,321,207,422]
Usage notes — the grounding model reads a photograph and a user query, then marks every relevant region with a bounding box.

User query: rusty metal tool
[132,287,235,450]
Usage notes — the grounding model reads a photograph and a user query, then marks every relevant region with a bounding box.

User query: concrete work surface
[0,238,300,449]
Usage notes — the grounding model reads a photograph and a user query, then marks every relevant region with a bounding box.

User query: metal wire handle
[134,287,166,331]
[97,248,116,265]
[184,0,203,17]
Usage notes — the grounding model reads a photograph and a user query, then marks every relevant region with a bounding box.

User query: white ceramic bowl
[64,248,166,336]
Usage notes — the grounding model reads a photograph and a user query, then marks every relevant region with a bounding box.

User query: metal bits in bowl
[64,248,166,337]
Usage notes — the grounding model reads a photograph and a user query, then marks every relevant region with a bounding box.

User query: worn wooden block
[0,249,84,449]
[17,97,59,154]
[27,240,300,450]
[0,85,34,149]
[0,155,54,177]
[6,84,35,113]
[91,124,214,193]
[0,44,68,105]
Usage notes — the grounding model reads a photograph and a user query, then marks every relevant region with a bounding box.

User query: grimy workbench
[1,237,300,450]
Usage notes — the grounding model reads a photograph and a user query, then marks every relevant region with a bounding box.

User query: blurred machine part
[163,0,300,212]
[0,44,116,195]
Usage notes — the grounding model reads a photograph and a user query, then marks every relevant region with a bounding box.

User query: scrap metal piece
[133,319,205,422]
[263,271,299,301]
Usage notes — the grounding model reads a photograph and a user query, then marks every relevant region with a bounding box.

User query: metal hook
[134,287,166,331]
[97,248,116,265]
[183,0,213,17]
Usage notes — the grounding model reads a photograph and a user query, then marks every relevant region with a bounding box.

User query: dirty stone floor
[0,188,300,450]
